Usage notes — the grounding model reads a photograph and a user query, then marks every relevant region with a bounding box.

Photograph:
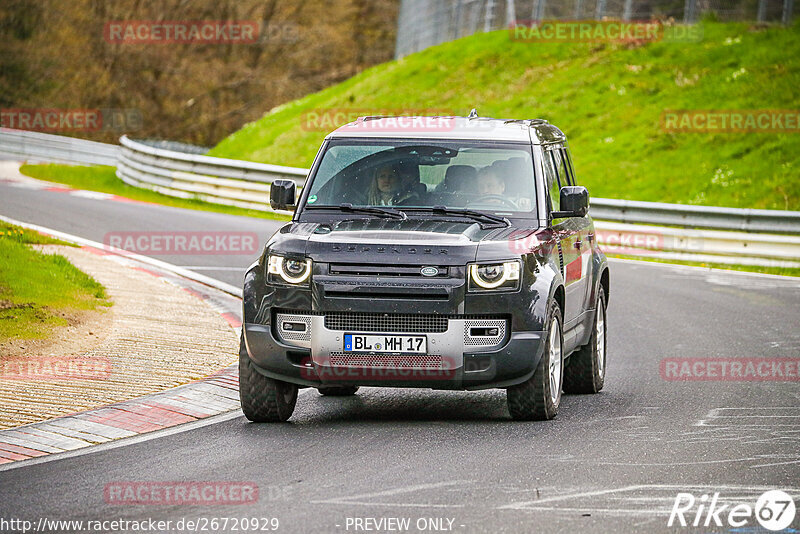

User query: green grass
[209,21,800,210]
[0,221,73,247]
[19,164,290,221]
[610,254,800,277]
[0,223,111,344]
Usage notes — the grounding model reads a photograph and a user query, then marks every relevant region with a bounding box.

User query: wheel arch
[600,266,609,303]
[553,283,565,315]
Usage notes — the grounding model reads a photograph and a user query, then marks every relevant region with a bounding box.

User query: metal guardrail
[594,221,800,269]
[590,199,800,235]
[116,135,307,212]
[0,128,118,167]
[0,128,799,268]
[118,135,800,236]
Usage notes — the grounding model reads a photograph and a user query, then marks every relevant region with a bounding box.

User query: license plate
[344,334,426,354]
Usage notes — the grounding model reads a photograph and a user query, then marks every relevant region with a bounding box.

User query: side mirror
[552,186,589,218]
[270,180,296,211]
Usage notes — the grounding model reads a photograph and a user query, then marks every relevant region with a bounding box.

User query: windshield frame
[294,137,540,222]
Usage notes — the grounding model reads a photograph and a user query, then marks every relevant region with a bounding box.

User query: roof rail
[503,118,549,127]
[357,115,391,122]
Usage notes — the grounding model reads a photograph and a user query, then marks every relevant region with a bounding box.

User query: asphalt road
[1,174,799,533]
[0,173,284,287]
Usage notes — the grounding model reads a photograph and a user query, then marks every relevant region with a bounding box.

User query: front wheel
[563,286,607,394]
[239,337,298,422]
[507,299,564,421]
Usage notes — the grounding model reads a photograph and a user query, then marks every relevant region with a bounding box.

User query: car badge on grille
[420,266,439,277]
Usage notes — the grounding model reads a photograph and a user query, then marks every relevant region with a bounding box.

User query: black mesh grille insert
[324,313,449,333]
[328,353,445,368]
[329,264,449,277]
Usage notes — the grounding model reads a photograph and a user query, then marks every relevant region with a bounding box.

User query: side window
[543,149,560,212]
[551,148,570,188]
[562,148,577,186]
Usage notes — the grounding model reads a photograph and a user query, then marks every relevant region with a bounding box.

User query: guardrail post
[594,0,607,19]
[505,0,516,26]
[531,0,545,21]
[573,0,583,19]
[784,0,794,24]
[483,0,496,31]
[623,0,633,21]
[684,0,697,23]
[757,0,768,22]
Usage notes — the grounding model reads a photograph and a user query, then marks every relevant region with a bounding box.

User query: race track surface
[1,176,798,533]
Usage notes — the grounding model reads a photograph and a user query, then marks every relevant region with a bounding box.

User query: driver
[367,163,420,206]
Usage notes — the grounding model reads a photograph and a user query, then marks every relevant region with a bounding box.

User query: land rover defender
[239,113,609,421]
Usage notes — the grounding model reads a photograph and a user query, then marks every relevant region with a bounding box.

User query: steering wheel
[466,195,519,210]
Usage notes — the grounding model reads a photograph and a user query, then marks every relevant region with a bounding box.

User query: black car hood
[284,218,523,266]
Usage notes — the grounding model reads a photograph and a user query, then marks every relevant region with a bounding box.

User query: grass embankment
[18,164,290,221]
[0,222,110,344]
[209,21,800,211]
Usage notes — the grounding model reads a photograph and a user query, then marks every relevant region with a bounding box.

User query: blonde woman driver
[367,164,419,206]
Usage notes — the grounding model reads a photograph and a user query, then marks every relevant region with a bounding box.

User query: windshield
[300,139,538,217]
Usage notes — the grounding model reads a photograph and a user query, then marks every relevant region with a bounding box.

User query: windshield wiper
[305,203,407,220]
[405,206,510,228]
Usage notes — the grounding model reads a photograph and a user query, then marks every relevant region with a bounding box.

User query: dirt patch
[0,306,112,361]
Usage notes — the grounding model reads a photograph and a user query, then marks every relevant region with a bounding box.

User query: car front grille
[328,353,445,369]
[324,313,450,333]
[329,263,449,277]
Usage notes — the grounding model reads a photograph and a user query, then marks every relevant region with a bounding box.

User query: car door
[549,147,591,331]
[543,146,573,321]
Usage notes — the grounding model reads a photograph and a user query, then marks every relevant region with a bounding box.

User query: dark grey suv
[239,113,609,421]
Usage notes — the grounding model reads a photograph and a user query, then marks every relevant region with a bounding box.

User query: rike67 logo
[669,490,796,531]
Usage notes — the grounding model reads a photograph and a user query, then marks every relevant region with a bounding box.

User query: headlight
[469,261,521,291]
[268,255,312,284]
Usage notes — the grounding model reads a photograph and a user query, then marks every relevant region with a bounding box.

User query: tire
[317,386,359,396]
[563,286,607,394]
[239,336,298,422]
[507,299,564,421]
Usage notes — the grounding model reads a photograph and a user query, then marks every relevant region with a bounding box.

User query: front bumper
[242,312,545,390]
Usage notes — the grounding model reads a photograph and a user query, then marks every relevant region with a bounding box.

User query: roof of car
[326,115,567,145]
